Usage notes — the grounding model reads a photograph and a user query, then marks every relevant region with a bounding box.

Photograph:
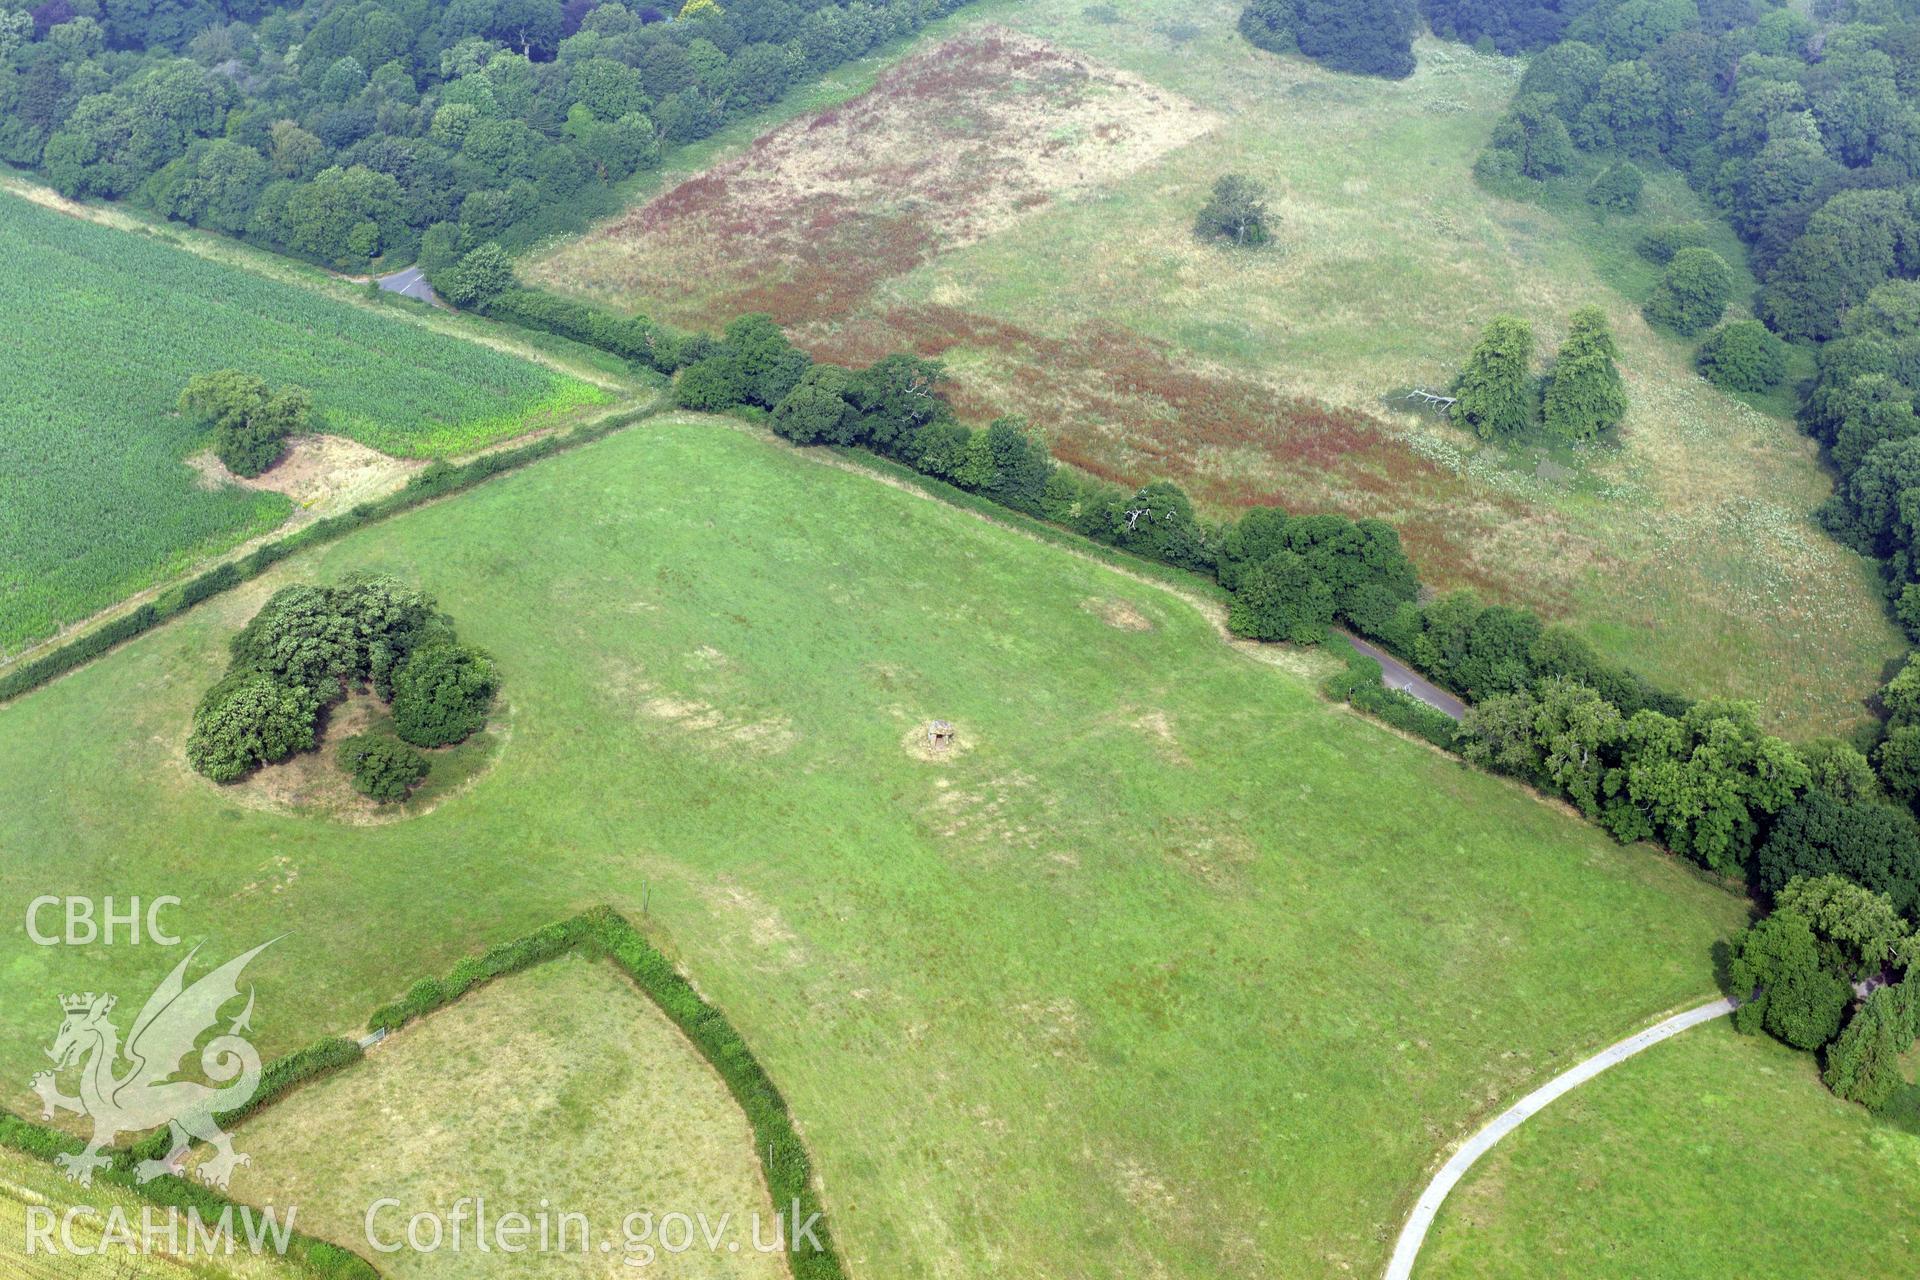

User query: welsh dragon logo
[30,940,276,1190]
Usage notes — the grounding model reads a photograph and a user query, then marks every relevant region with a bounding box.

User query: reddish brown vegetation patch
[809,304,1569,610]
[554,28,1219,328]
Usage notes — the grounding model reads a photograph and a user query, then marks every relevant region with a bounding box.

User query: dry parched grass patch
[1082,596,1156,631]
[188,433,425,511]
[540,27,1220,328]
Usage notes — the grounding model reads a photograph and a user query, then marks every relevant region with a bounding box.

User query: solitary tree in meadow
[178,369,312,477]
[1451,316,1536,440]
[1695,319,1787,393]
[1644,247,1734,336]
[1194,174,1273,248]
[1542,307,1626,442]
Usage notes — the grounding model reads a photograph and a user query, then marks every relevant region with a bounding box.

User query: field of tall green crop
[0,193,606,656]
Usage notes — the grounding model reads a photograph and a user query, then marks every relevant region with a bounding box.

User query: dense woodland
[1423,0,1920,1113]
[0,0,975,266]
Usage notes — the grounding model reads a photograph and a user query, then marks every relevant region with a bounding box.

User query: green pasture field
[209,953,786,1280]
[528,0,1903,737]
[1418,1019,1920,1279]
[0,419,1753,1277]
[0,192,607,657]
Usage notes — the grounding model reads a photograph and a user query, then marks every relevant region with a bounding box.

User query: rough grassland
[207,954,786,1280]
[0,420,1753,1278]
[1417,1020,1920,1279]
[527,0,1902,737]
[0,1147,307,1279]
[0,192,606,656]
[548,28,1220,328]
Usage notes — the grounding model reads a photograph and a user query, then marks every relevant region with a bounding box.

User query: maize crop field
[0,193,604,656]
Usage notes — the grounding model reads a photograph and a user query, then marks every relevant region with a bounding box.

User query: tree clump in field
[1695,320,1787,394]
[391,643,500,748]
[1239,0,1417,79]
[440,243,515,310]
[1219,508,1420,645]
[186,576,495,792]
[1642,248,1734,337]
[1541,307,1626,442]
[1193,174,1273,248]
[1481,93,1575,182]
[337,734,430,804]
[186,671,323,783]
[178,369,313,478]
[1585,159,1643,213]
[1451,316,1537,440]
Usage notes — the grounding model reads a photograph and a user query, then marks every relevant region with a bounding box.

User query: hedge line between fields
[456,278,1508,746]
[1326,648,1463,749]
[0,1107,380,1279]
[837,437,1467,747]
[5,907,841,1279]
[127,1036,365,1165]
[0,407,653,706]
[355,907,844,1278]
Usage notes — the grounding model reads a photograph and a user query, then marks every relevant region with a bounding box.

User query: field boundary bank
[0,404,668,705]
[804,434,1466,729]
[0,1109,380,1279]
[4,907,842,1280]
[0,396,653,676]
[1383,997,1736,1280]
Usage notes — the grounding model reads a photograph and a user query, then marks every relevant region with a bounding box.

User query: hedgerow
[365,917,593,1035]
[586,908,844,1280]
[355,908,846,1277]
[1325,651,1461,750]
[0,408,646,707]
[128,1037,365,1165]
[1,1104,378,1280]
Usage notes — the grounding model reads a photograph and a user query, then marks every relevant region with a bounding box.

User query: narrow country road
[1382,997,1736,1280]
[378,264,438,304]
[1343,631,1466,720]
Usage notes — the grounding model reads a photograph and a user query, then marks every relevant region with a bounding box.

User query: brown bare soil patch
[544,28,1219,328]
